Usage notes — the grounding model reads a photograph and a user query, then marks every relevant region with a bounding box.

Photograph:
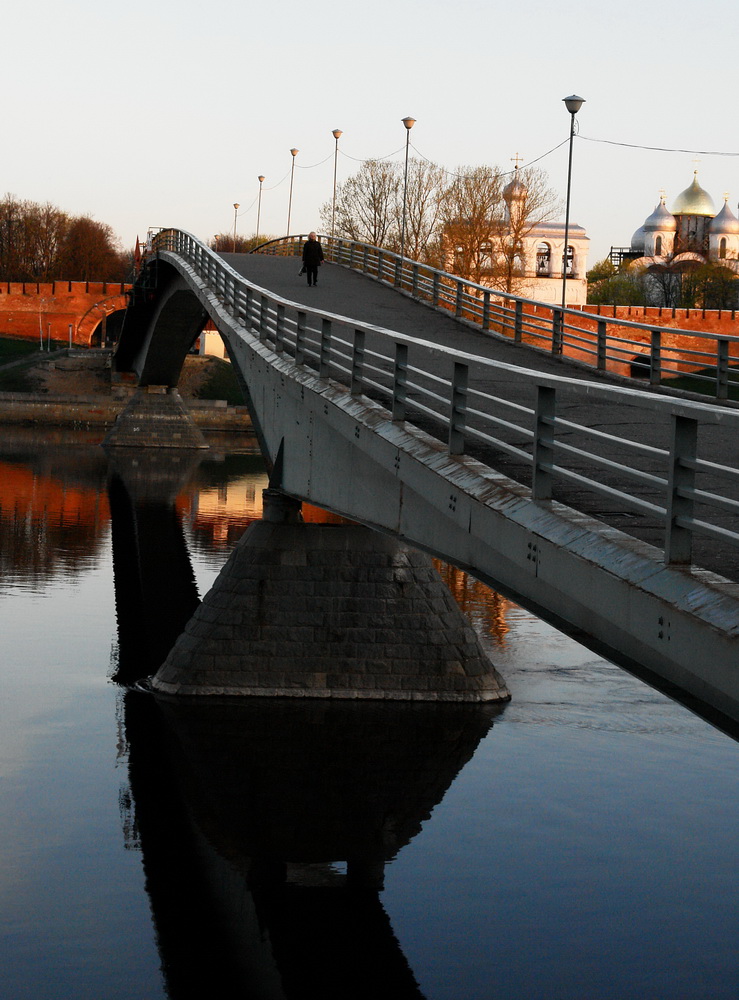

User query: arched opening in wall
[655,236,663,256]
[536,242,551,275]
[479,241,493,269]
[720,238,727,259]
[629,353,650,378]
[89,309,127,347]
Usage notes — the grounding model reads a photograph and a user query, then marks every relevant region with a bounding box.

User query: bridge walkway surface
[222,252,739,588]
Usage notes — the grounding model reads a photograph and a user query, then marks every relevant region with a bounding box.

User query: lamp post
[561,95,585,313]
[256,176,265,243]
[286,148,298,236]
[400,116,416,261]
[331,129,342,238]
[233,203,240,252]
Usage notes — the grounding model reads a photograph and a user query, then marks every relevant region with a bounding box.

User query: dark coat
[302,238,324,266]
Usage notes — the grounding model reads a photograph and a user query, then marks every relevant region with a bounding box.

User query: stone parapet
[151,519,510,702]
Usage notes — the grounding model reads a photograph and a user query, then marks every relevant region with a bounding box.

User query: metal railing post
[259,296,268,341]
[717,339,729,400]
[650,329,662,385]
[319,318,332,378]
[665,414,697,565]
[455,280,464,318]
[392,343,408,422]
[295,311,306,365]
[449,362,468,455]
[275,304,285,353]
[597,319,607,371]
[514,300,523,343]
[394,257,402,288]
[432,272,440,307]
[378,250,384,283]
[351,329,365,395]
[245,287,254,328]
[532,385,556,500]
[412,263,419,298]
[552,308,564,355]
[482,291,490,331]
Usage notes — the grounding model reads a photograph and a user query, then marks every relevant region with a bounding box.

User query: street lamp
[233,203,240,252]
[561,95,585,314]
[331,129,343,238]
[286,148,298,236]
[400,116,416,261]
[256,176,265,243]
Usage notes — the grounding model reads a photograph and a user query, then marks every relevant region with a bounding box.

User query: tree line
[587,257,739,310]
[0,195,131,283]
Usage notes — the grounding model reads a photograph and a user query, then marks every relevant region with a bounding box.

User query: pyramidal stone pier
[103,386,207,450]
[151,491,509,703]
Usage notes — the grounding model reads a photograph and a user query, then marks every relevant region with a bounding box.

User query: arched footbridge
[115,230,739,726]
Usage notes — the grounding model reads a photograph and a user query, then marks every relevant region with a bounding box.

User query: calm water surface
[0,431,736,999]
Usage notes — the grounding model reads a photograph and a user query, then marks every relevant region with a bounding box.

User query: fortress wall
[0,281,130,345]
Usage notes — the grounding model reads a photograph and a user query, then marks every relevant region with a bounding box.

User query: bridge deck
[223,253,739,587]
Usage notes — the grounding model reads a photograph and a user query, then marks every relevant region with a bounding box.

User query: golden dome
[671,171,715,216]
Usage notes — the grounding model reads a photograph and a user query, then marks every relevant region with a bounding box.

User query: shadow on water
[108,442,502,998]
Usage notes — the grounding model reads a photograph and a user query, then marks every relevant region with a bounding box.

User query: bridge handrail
[150,228,739,572]
[254,233,739,404]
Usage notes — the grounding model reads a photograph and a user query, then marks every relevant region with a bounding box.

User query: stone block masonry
[152,518,510,702]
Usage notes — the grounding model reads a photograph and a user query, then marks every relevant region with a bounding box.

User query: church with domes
[618,171,739,273]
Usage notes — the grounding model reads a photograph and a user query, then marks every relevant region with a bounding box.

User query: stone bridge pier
[151,488,509,703]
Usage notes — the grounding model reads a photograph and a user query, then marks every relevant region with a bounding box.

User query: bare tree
[392,159,448,265]
[321,160,401,249]
[440,166,504,286]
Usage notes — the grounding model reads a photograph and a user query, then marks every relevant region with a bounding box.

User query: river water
[0,430,736,999]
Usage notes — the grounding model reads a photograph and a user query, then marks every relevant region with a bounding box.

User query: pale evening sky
[4,0,737,267]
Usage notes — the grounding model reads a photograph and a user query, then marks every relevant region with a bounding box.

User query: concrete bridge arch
[114,259,210,387]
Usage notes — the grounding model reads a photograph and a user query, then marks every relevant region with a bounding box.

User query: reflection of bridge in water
[111,231,739,725]
[110,448,497,999]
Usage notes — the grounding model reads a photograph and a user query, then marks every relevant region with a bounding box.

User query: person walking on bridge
[302,232,324,286]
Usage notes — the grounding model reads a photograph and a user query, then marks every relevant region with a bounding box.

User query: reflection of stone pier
[152,491,509,703]
[122,691,499,997]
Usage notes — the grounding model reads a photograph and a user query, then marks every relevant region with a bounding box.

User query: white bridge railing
[257,234,739,403]
[151,229,739,572]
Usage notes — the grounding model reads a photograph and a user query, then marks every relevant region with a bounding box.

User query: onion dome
[503,168,527,205]
[710,197,739,235]
[630,225,646,252]
[671,171,715,216]
[643,196,677,232]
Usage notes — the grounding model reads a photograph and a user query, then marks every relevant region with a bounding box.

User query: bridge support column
[103,386,208,450]
[151,493,509,703]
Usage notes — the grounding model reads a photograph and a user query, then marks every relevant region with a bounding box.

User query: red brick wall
[0,281,130,345]
[523,303,739,375]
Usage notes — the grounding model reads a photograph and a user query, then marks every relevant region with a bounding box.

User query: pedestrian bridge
[114,230,739,726]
